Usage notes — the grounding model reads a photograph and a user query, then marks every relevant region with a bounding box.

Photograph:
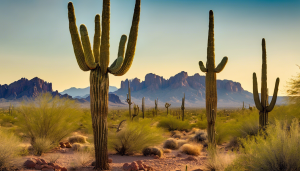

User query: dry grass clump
[163,149,172,153]
[72,150,94,167]
[205,149,237,171]
[163,138,178,150]
[72,143,82,151]
[31,137,53,156]
[0,129,20,169]
[179,143,202,156]
[68,135,87,144]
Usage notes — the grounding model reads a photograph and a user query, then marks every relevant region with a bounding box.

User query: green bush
[157,116,190,131]
[17,93,83,150]
[32,137,53,156]
[109,120,165,155]
[0,129,20,169]
[233,119,300,171]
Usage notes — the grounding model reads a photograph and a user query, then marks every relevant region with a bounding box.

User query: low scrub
[157,116,190,131]
[231,119,300,171]
[68,135,87,144]
[163,138,178,150]
[31,137,53,156]
[179,143,202,156]
[0,129,20,169]
[109,120,164,155]
[206,148,237,171]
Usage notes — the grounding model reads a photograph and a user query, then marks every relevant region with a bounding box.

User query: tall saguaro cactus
[253,38,280,130]
[126,81,132,118]
[198,10,228,147]
[132,104,139,120]
[165,102,171,115]
[142,97,145,119]
[155,98,158,116]
[181,93,185,121]
[67,0,140,169]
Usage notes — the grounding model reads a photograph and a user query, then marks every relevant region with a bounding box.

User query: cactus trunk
[198,10,228,147]
[142,97,145,119]
[90,67,109,169]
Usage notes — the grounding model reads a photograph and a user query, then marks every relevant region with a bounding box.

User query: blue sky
[0,0,299,96]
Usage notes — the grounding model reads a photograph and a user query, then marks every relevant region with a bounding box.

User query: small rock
[23,159,36,168]
[61,167,68,171]
[65,142,72,148]
[153,155,160,159]
[41,168,54,171]
[123,163,130,170]
[60,144,66,148]
[60,149,66,153]
[35,164,43,170]
[176,153,182,157]
[130,161,139,170]
[34,158,43,165]
[108,158,113,163]
[48,163,55,167]
[40,158,48,165]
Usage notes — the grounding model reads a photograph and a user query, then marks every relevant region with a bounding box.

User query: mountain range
[60,86,118,98]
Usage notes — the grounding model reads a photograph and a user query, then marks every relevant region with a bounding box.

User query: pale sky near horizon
[0,0,299,96]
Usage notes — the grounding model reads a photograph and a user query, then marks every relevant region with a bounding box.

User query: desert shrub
[151,147,163,157]
[179,143,202,156]
[163,138,178,150]
[142,147,152,156]
[0,115,17,127]
[17,93,83,148]
[157,116,190,131]
[0,129,20,169]
[109,120,164,155]
[72,150,94,167]
[232,119,300,171]
[72,143,82,151]
[190,130,207,143]
[172,133,181,139]
[206,148,237,171]
[177,139,188,148]
[31,137,53,156]
[68,135,87,144]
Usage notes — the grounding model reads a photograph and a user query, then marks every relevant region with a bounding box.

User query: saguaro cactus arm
[214,57,228,73]
[108,35,127,73]
[67,2,91,71]
[199,61,208,72]
[93,14,101,64]
[113,0,141,76]
[253,73,263,111]
[99,0,110,72]
[79,25,97,69]
[266,78,280,112]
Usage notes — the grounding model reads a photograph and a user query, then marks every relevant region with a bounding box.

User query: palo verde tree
[253,38,279,130]
[67,0,141,169]
[198,10,228,147]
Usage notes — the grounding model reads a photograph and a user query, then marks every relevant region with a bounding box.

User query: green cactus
[132,104,139,120]
[67,0,140,169]
[242,101,245,110]
[126,81,133,118]
[155,98,158,116]
[181,93,185,121]
[253,38,280,130]
[165,102,171,115]
[198,10,228,147]
[142,97,145,119]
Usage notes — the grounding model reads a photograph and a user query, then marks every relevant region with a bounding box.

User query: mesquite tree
[199,10,228,147]
[67,0,141,169]
[253,38,279,130]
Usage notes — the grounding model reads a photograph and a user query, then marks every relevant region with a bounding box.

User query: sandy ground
[19,147,208,171]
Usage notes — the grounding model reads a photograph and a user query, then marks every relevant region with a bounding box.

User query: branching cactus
[181,93,185,121]
[67,0,140,169]
[132,104,139,120]
[126,81,133,118]
[165,102,171,115]
[198,10,228,147]
[155,98,158,116]
[253,38,280,130]
[142,97,145,119]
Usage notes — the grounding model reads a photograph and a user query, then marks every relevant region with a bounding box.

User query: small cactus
[198,10,228,147]
[253,38,280,130]
[155,98,158,116]
[126,81,133,118]
[242,101,245,110]
[132,104,139,120]
[165,103,171,115]
[142,97,145,119]
[181,93,185,121]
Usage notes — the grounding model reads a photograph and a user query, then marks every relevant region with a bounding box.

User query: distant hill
[60,86,118,98]
[113,71,287,108]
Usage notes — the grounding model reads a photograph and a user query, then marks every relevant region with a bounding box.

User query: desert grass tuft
[0,129,20,169]
[163,138,178,150]
[157,116,190,131]
[68,135,87,144]
[179,143,202,156]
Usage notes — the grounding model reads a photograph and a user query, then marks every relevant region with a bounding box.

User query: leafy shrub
[157,116,190,131]
[0,129,20,169]
[109,120,164,155]
[17,93,83,149]
[233,119,300,171]
[32,137,53,156]
[179,143,202,156]
[163,138,178,150]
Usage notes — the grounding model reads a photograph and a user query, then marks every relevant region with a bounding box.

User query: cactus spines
[253,38,280,130]
[132,104,139,120]
[142,97,145,119]
[126,81,132,118]
[198,10,228,147]
[165,103,171,115]
[67,0,140,169]
[181,93,185,121]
